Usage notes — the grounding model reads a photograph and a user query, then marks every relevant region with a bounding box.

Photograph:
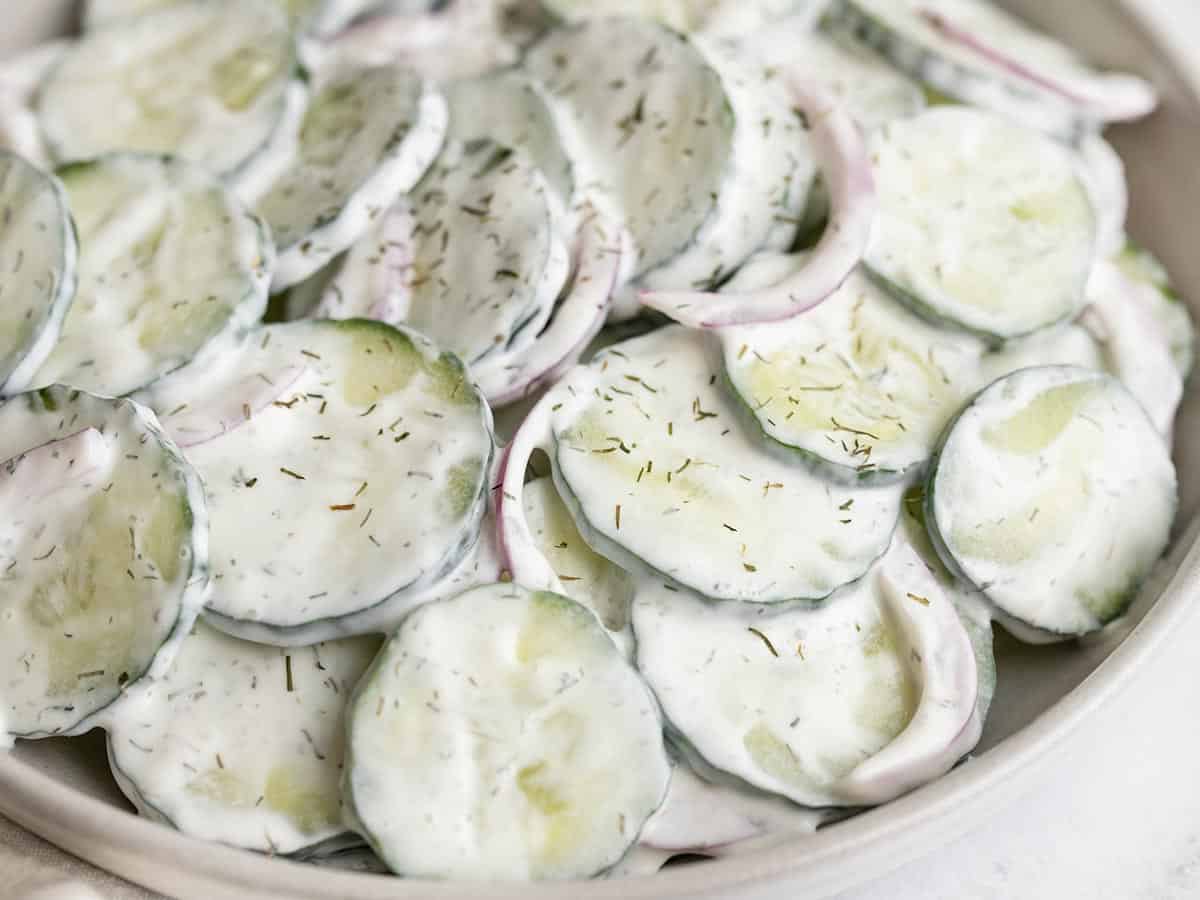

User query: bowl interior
[3,1,1200,897]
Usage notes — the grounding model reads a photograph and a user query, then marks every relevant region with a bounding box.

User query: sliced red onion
[159,364,308,448]
[834,539,980,805]
[918,8,1157,123]
[474,206,628,407]
[0,427,113,506]
[314,203,415,325]
[493,394,561,591]
[638,82,875,329]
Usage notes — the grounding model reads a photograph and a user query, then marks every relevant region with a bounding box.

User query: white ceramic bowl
[4,3,1200,897]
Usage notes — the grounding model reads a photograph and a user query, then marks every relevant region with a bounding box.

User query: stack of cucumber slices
[0,0,1188,883]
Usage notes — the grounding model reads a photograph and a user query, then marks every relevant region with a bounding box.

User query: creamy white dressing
[37,1,298,174]
[546,325,903,603]
[930,365,1176,634]
[866,107,1096,340]
[247,66,448,290]
[631,528,977,808]
[737,15,925,129]
[343,583,672,880]
[104,621,379,855]
[639,763,826,851]
[722,269,984,479]
[138,321,493,642]
[32,155,271,397]
[0,150,77,395]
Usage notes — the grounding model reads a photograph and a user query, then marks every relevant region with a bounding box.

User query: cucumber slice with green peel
[1113,244,1195,380]
[389,139,571,367]
[106,621,380,855]
[342,583,672,880]
[0,150,77,396]
[36,1,299,175]
[521,477,636,653]
[631,532,979,808]
[820,0,1155,138]
[721,269,985,484]
[137,319,494,644]
[444,70,574,207]
[926,365,1176,637]
[523,18,735,281]
[0,386,209,743]
[30,154,272,398]
[864,108,1096,342]
[1083,260,1183,436]
[634,36,814,296]
[246,65,448,291]
[545,325,903,603]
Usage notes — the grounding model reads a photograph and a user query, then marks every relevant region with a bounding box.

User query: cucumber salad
[0,0,1188,883]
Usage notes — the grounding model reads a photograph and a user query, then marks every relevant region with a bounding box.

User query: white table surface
[7,4,1200,898]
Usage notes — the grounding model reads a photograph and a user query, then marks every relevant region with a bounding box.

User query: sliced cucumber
[83,0,373,34]
[546,325,903,603]
[1113,244,1195,379]
[639,762,827,852]
[137,319,494,644]
[343,583,671,880]
[721,269,985,483]
[37,1,298,175]
[32,154,272,397]
[740,18,925,129]
[0,386,208,742]
[865,107,1095,342]
[631,532,979,808]
[107,621,380,855]
[897,485,995,722]
[635,36,814,295]
[444,70,574,207]
[0,150,77,396]
[821,0,1155,138]
[0,42,69,168]
[927,365,1176,636]
[248,65,448,290]
[523,18,734,281]
[521,476,636,653]
[392,139,571,367]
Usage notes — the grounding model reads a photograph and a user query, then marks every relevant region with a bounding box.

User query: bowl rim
[3,1,1199,897]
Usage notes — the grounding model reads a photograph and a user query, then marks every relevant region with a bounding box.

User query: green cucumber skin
[720,364,918,488]
[921,369,1168,639]
[861,265,1076,349]
[192,318,495,645]
[51,154,275,398]
[0,153,80,397]
[549,440,878,607]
